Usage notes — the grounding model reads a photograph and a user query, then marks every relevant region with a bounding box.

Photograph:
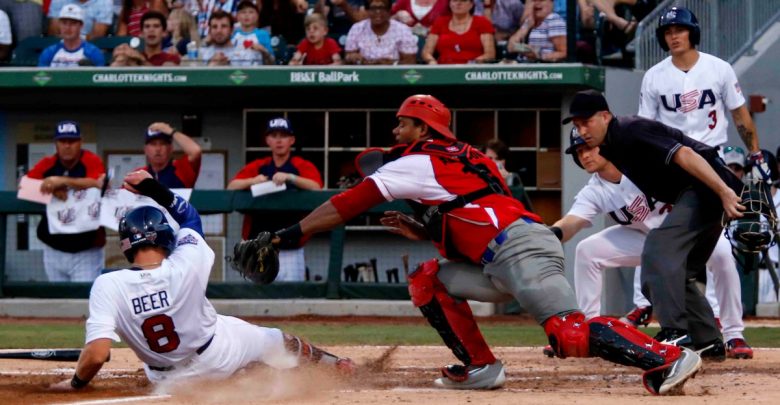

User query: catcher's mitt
[229,232,279,285]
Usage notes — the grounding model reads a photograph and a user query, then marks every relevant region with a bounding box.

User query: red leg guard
[543,312,590,358]
[408,259,496,367]
[587,316,681,370]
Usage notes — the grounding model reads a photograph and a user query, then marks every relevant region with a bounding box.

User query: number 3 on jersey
[708,110,717,129]
[142,314,181,353]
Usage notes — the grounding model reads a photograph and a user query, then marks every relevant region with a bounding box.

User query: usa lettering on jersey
[608,195,651,225]
[660,89,716,113]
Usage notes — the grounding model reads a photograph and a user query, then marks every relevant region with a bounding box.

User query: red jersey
[431,15,495,64]
[146,51,181,66]
[391,0,450,28]
[234,155,323,241]
[367,139,539,264]
[136,155,201,189]
[27,150,106,253]
[296,37,342,65]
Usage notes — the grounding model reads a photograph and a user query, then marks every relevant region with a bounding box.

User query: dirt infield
[1,345,779,405]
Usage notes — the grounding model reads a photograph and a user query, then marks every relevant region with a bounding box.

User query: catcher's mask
[119,206,176,262]
[725,180,778,254]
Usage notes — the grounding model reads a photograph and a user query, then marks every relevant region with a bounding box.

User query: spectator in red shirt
[421,0,495,64]
[112,11,181,66]
[290,13,343,65]
[228,117,323,281]
[392,0,450,36]
[25,120,106,282]
[137,121,202,188]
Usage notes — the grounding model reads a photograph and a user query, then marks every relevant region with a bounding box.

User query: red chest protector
[398,139,540,262]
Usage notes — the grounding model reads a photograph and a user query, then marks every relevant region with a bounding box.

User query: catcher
[233,94,702,395]
[53,170,353,391]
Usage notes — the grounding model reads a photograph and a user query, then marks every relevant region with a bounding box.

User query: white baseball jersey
[638,52,745,147]
[568,173,669,233]
[85,228,217,368]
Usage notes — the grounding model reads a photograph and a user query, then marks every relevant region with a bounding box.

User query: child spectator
[116,0,168,36]
[290,13,342,65]
[167,7,200,55]
[231,0,274,65]
[39,4,106,67]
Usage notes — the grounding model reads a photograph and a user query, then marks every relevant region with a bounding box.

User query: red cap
[397,95,454,139]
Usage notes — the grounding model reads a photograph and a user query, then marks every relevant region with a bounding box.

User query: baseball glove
[229,232,279,285]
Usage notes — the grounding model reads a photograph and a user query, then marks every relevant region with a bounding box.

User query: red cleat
[620,306,653,328]
[726,338,753,359]
[336,358,357,375]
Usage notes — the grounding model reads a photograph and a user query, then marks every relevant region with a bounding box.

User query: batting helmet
[656,7,700,52]
[726,181,777,254]
[397,95,454,139]
[118,206,176,262]
[564,127,586,168]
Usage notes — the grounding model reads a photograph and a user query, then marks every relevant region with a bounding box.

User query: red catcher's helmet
[397,95,454,139]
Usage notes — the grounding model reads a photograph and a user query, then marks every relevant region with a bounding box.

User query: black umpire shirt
[598,116,743,204]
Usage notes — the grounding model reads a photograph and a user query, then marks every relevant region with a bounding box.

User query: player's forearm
[290,176,322,190]
[299,201,346,235]
[135,178,204,235]
[63,177,102,190]
[552,215,588,243]
[173,130,202,162]
[72,339,112,388]
[673,146,733,197]
[732,106,760,153]
[227,178,257,190]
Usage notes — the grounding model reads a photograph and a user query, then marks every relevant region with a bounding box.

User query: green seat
[11,36,60,66]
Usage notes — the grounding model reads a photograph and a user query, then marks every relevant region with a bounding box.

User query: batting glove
[748,151,772,184]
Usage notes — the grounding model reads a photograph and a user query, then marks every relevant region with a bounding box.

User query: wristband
[275,223,303,249]
[287,173,297,184]
[167,127,177,137]
[71,373,89,389]
[549,226,563,241]
[134,178,175,208]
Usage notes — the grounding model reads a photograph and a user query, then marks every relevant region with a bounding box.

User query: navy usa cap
[266,117,294,135]
[564,127,586,154]
[54,120,81,140]
[145,127,172,144]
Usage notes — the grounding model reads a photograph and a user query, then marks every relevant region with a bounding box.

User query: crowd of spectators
[0,0,658,66]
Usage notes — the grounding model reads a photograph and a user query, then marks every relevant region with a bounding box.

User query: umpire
[563,90,744,355]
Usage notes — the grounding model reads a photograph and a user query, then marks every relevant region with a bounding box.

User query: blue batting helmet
[656,7,700,52]
[118,206,176,262]
[564,127,586,169]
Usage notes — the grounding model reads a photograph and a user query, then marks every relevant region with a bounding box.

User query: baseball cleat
[335,358,357,375]
[620,306,653,328]
[542,345,555,358]
[696,340,726,362]
[642,347,702,395]
[654,328,692,347]
[433,360,505,390]
[726,338,753,359]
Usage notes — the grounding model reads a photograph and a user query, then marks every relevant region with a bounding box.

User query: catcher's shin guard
[408,259,496,367]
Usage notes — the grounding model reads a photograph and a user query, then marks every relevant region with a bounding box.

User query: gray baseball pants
[641,188,722,345]
[436,219,579,324]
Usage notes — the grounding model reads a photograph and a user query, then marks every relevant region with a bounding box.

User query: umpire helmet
[118,206,176,262]
[726,181,777,254]
[397,95,455,140]
[564,127,586,169]
[656,7,700,52]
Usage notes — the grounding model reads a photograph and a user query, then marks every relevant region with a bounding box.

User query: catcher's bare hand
[122,170,152,194]
[49,378,76,392]
[229,232,280,285]
[380,211,428,241]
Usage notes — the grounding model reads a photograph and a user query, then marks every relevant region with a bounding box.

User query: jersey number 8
[142,314,181,353]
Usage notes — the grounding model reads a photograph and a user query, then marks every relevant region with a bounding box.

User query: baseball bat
[0,349,82,361]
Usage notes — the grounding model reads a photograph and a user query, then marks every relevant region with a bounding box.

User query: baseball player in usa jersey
[638,6,768,359]
[55,170,352,391]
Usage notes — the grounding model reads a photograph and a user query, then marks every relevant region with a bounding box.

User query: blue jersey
[39,40,106,67]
